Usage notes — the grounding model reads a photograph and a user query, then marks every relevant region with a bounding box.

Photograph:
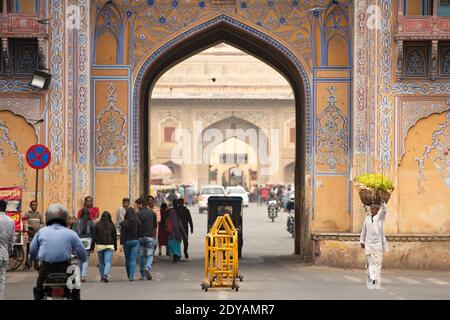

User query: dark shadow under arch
[133,14,311,259]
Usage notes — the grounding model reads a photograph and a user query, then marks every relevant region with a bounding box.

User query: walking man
[360,202,388,290]
[176,198,193,259]
[136,197,157,280]
[0,200,15,300]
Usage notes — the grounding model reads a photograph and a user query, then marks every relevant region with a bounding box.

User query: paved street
[4,203,450,300]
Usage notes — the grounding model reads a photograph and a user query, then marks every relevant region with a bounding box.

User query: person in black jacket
[120,207,140,281]
[176,198,193,259]
[90,211,117,282]
[135,197,157,280]
[73,207,94,282]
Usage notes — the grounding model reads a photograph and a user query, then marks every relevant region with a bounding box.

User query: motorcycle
[267,199,280,222]
[40,255,81,300]
[287,209,295,238]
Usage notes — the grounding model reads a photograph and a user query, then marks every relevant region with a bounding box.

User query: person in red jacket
[77,196,100,221]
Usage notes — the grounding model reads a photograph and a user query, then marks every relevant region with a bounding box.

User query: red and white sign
[0,186,23,232]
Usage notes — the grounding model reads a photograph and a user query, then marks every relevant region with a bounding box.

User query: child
[360,202,388,289]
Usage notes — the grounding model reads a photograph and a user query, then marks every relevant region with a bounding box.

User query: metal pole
[35,169,38,203]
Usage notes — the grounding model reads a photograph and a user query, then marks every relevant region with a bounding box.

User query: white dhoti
[366,252,382,282]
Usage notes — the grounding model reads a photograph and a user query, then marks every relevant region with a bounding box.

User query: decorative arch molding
[0,111,32,188]
[398,97,450,160]
[93,1,125,64]
[133,14,311,257]
[322,3,351,66]
[0,96,42,137]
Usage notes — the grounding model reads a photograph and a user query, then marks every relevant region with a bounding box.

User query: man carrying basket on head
[359,202,388,290]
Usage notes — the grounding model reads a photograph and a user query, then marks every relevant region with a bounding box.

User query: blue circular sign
[26,144,51,169]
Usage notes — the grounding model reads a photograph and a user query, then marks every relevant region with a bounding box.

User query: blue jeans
[139,237,155,277]
[124,240,139,280]
[97,249,113,279]
[78,250,90,278]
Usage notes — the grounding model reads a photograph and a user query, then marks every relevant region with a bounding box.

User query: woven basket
[358,189,377,206]
[376,189,391,204]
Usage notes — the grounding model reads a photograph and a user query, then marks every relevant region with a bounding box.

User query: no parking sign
[26,144,51,169]
[26,144,51,202]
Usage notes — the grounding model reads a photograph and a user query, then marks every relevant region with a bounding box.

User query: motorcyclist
[30,204,87,300]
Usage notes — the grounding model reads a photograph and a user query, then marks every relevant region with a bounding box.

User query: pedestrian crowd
[0,192,194,299]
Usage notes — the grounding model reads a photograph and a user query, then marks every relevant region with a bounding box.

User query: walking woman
[91,211,117,282]
[73,207,94,282]
[120,207,140,281]
[158,202,169,256]
[165,200,185,263]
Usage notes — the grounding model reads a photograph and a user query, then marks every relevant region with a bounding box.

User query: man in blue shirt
[30,203,87,300]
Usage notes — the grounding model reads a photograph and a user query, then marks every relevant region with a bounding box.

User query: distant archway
[133,14,311,258]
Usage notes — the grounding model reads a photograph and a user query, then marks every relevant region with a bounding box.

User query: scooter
[41,255,81,300]
[287,209,295,238]
[267,199,280,222]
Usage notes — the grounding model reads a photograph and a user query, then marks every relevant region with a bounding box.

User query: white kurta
[359,204,388,285]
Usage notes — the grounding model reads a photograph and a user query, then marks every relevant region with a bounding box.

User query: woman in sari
[165,199,185,263]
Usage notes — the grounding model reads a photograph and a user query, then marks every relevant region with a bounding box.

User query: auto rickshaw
[207,196,243,258]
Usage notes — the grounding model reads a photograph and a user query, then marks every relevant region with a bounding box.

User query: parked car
[226,186,249,207]
[198,185,226,213]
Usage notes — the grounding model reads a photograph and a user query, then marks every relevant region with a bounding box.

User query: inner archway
[134,14,311,258]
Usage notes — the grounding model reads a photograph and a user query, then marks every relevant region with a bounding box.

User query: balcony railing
[396,15,450,40]
[0,13,47,37]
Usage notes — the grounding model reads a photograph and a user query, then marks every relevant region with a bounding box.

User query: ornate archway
[133,14,311,258]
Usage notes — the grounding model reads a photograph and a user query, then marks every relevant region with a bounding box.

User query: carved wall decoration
[431,40,438,81]
[396,40,404,81]
[353,0,369,174]
[96,84,127,168]
[117,0,325,69]
[76,0,91,202]
[404,45,428,77]
[195,110,271,130]
[14,42,37,75]
[0,97,41,123]
[440,43,450,76]
[315,86,348,170]
[2,38,10,75]
[0,120,27,187]
[0,79,36,92]
[416,111,450,194]
[399,98,450,159]
[48,0,65,204]
[378,0,394,171]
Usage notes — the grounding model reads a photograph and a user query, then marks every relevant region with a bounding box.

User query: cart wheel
[240,276,243,282]
[235,287,239,292]
[231,284,235,289]
[205,287,208,292]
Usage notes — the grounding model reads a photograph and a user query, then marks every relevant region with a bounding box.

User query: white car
[198,185,226,213]
[226,186,249,207]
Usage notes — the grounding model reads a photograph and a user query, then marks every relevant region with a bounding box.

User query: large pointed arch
[132,14,311,258]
